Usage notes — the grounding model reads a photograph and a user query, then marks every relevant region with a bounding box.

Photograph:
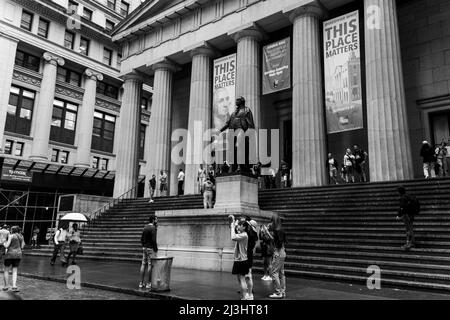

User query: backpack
[407,196,420,215]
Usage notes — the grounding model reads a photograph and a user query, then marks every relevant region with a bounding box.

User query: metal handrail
[83,184,139,233]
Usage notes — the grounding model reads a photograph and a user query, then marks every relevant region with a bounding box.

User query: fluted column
[184,46,215,195]
[144,61,177,196]
[364,0,413,181]
[289,2,327,187]
[232,26,263,130]
[113,72,143,198]
[0,31,19,153]
[30,52,65,161]
[75,69,103,167]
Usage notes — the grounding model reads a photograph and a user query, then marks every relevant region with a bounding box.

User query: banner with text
[213,53,236,131]
[323,10,363,134]
[262,37,291,95]
[1,166,32,183]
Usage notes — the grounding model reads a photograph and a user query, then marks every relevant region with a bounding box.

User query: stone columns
[184,46,215,195]
[75,69,103,167]
[364,0,413,181]
[232,26,264,130]
[113,72,143,198]
[30,52,65,161]
[144,61,177,196]
[289,2,327,187]
[0,31,19,152]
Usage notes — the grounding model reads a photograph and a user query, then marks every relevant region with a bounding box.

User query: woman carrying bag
[2,226,25,292]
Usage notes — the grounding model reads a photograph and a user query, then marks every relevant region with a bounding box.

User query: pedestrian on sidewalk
[177,169,185,196]
[66,223,81,265]
[229,215,250,300]
[203,177,214,209]
[139,215,158,290]
[31,226,40,248]
[343,148,355,183]
[259,223,274,281]
[0,225,10,288]
[435,140,448,177]
[353,145,368,182]
[197,165,206,194]
[420,141,436,178]
[268,213,287,299]
[397,186,420,250]
[244,219,258,300]
[326,153,339,185]
[159,170,168,196]
[2,226,24,292]
[50,224,68,266]
[149,174,156,203]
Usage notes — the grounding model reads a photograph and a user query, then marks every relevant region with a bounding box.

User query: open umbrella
[60,212,89,222]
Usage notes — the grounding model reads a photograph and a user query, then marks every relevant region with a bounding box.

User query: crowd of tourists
[327,145,368,184]
[420,140,448,178]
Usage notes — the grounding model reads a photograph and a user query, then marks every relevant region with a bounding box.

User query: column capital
[122,70,145,82]
[285,1,328,22]
[85,68,103,81]
[151,59,180,73]
[43,52,65,67]
[228,23,266,43]
[184,42,218,59]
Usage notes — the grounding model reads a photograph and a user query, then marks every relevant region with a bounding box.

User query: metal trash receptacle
[150,256,174,292]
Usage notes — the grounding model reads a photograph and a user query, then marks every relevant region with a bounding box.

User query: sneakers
[247,294,254,300]
[138,282,145,289]
[11,287,19,292]
[2,287,9,291]
[269,292,283,299]
[261,275,272,281]
[145,283,152,289]
[149,200,154,203]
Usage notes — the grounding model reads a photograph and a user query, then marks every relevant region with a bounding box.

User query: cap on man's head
[248,220,257,233]
[422,140,428,144]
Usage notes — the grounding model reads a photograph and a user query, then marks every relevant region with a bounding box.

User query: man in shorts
[139,215,158,289]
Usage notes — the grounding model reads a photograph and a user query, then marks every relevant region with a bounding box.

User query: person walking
[244,219,258,300]
[203,178,214,209]
[435,140,448,177]
[326,153,339,185]
[177,169,185,196]
[2,226,24,292]
[31,226,40,248]
[268,213,287,299]
[66,223,81,265]
[259,223,274,281]
[343,148,355,183]
[420,141,436,178]
[50,224,68,266]
[139,215,158,289]
[229,215,250,300]
[159,170,168,196]
[397,186,420,250]
[353,145,368,182]
[197,165,206,194]
[148,174,156,203]
[0,225,10,289]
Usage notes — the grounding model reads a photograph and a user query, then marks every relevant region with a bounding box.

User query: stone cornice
[55,81,85,101]
[85,68,104,82]
[12,66,43,88]
[43,52,65,66]
[96,95,121,113]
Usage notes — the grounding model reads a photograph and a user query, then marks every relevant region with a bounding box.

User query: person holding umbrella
[66,223,81,265]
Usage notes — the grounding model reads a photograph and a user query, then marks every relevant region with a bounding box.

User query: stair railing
[84,183,139,234]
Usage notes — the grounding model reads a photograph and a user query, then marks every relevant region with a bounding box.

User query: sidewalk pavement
[18,255,450,300]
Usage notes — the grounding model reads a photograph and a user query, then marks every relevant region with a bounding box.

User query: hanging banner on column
[262,37,291,95]
[213,53,236,131]
[323,10,363,134]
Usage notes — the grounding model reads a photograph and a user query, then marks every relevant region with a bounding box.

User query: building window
[120,1,129,16]
[96,81,119,99]
[64,31,75,49]
[14,142,24,156]
[15,50,40,72]
[82,7,93,20]
[6,86,35,136]
[20,11,33,31]
[60,151,69,164]
[57,67,81,87]
[107,0,116,10]
[141,97,148,111]
[50,99,78,145]
[79,37,90,56]
[37,18,50,38]
[91,111,115,153]
[4,140,13,155]
[139,124,146,160]
[92,156,99,169]
[103,48,113,66]
[105,19,115,32]
[51,149,59,162]
[68,0,79,13]
[100,158,109,170]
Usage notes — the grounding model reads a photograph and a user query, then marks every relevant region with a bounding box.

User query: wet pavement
[16,256,450,300]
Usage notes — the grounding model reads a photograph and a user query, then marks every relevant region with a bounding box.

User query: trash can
[150,256,174,292]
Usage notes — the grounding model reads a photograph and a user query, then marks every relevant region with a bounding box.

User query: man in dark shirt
[139,215,158,289]
[148,174,156,203]
[397,186,418,250]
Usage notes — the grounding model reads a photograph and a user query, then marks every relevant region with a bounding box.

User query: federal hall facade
[1,0,450,199]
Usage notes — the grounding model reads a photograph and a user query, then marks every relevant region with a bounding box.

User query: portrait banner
[213,54,236,131]
[323,10,363,134]
[262,37,291,95]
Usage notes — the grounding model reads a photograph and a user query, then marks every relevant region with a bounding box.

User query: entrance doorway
[430,112,450,145]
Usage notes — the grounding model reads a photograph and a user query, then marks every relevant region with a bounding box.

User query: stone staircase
[26,178,450,292]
